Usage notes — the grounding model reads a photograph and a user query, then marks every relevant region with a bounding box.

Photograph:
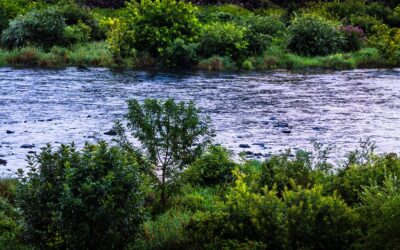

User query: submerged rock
[104,129,117,136]
[239,144,251,148]
[0,159,7,166]
[21,144,35,149]
[6,130,15,134]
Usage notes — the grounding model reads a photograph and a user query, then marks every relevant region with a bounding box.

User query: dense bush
[288,15,344,56]
[369,24,400,64]
[183,146,237,186]
[349,15,382,35]
[76,0,126,8]
[160,38,198,68]
[109,0,200,58]
[244,15,286,55]
[0,0,29,33]
[339,25,366,51]
[198,22,248,59]
[64,21,92,44]
[16,142,144,249]
[1,8,66,48]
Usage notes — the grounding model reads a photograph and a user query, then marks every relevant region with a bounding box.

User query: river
[1,67,400,176]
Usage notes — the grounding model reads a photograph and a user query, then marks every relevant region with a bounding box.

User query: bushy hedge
[16,142,144,249]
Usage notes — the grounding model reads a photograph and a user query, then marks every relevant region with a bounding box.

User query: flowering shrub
[339,25,366,52]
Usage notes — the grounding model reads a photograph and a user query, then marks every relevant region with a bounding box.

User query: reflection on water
[1,67,400,175]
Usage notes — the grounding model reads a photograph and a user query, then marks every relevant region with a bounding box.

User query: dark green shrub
[0,0,29,33]
[198,22,248,59]
[244,15,286,55]
[349,15,382,36]
[288,15,344,56]
[183,146,237,186]
[16,142,145,249]
[283,186,360,250]
[339,25,366,52]
[64,21,92,44]
[76,0,126,8]
[1,8,66,48]
[160,38,198,68]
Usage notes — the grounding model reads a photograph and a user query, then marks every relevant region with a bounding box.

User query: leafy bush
[244,15,286,55]
[349,15,382,36]
[0,0,29,33]
[283,186,360,250]
[16,142,145,249]
[109,0,200,58]
[369,24,400,65]
[198,22,248,59]
[160,38,198,68]
[76,0,126,8]
[64,21,92,44]
[197,55,235,70]
[288,15,344,56]
[339,25,366,52]
[1,7,66,48]
[187,170,288,249]
[183,146,237,186]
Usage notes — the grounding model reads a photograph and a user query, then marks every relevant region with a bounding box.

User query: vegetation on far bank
[0,0,399,70]
[1,98,400,249]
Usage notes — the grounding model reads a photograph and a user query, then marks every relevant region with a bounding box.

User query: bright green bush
[283,186,360,250]
[288,15,344,56]
[187,170,288,249]
[198,22,248,59]
[244,15,286,55]
[369,24,400,65]
[183,146,237,186]
[109,0,200,58]
[1,7,66,48]
[16,142,145,249]
[63,21,92,44]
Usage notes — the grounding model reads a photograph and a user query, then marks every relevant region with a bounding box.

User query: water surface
[1,67,400,175]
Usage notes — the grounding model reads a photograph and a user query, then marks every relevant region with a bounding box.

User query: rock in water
[21,144,35,149]
[0,159,7,166]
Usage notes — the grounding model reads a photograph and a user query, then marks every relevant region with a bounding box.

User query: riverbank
[0,42,393,70]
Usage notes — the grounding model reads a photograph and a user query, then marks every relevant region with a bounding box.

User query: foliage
[63,21,92,44]
[183,146,237,186]
[16,142,144,249]
[283,186,360,250]
[159,38,198,68]
[288,15,344,56]
[349,15,382,36]
[244,15,286,55]
[76,0,126,8]
[339,25,366,52]
[0,0,29,33]
[109,0,200,58]
[123,98,212,205]
[198,22,248,60]
[1,7,66,48]
[368,24,400,65]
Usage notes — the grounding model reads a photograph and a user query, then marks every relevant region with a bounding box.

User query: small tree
[124,98,212,205]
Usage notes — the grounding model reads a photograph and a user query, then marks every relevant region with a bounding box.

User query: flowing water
[1,67,400,176]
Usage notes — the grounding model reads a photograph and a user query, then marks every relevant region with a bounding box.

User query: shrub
[1,7,66,48]
[339,25,366,52]
[288,15,344,56]
[76,0,126,8]
[16,142,145,249]
[63,21,92,44]
[109,0,200,58]
[67,41,114,67]
[183,146,237,186]
[283,186,360,250]
[369,24,400,65]
[197,56,235,70]
[198,22,248,59]
[244,15,286,55]
[349,15,382,36]
[160,38,198,68]
[187,170,288,249]
[0,0,29,33]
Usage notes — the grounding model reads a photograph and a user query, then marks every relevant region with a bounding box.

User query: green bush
[244,15,286,55]
[63,21,92,44]
[288,15,344,56]
[368,24,400,65]
[183,146,237,186]
[198,22,248,59]
[16,142,145,249]
[283,186,360,250]
[0,0,29,33]
[339,25,366,52]
[110,0,200,58]
[1,7,66,48]
[160,38,198,68]
[349,15,382,36]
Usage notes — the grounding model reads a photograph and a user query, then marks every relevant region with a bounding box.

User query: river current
[1,67,400,175]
